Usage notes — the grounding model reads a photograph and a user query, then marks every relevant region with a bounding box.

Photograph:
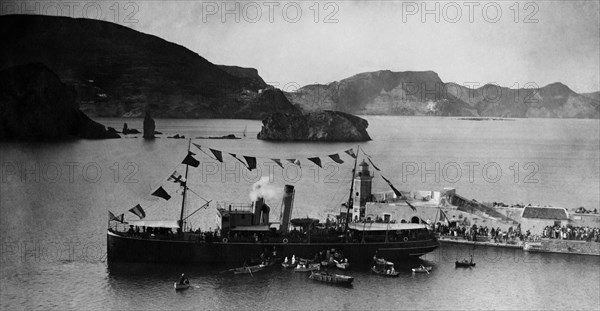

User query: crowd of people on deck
[541,225,600,242]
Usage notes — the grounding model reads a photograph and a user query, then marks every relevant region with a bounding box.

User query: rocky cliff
[286,70,600,118]
[0,15,300,119]
[257,111,371,142]
[0,63,119,140]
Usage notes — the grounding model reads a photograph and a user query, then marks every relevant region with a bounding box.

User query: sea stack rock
[143,111,155,139]
[257,110,371,142]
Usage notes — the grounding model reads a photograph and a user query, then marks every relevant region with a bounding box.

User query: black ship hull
[107,231,440,264]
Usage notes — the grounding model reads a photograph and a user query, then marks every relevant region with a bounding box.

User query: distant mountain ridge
[0,15,300,119]
[286,70,600,118]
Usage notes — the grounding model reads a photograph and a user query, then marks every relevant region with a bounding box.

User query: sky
[5,0,600,92]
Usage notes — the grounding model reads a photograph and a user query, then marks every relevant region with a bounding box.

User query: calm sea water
[1,116,599,310]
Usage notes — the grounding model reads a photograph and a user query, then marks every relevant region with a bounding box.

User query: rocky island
[257,111,371,142]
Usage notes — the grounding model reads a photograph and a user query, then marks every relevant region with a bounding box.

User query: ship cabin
[216,199,276,241]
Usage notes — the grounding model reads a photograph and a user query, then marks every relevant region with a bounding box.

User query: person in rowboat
[179,273,189,285]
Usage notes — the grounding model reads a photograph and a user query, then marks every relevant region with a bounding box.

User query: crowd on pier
[436,222,600,243]
[435,223,523,244]
[541,225,600,242]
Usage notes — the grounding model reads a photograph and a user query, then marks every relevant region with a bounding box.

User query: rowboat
[294,263,320,272]
[371,260,399,277]
[455,261,476,268]
[174,282,190,290]
[411,266,432,273]
[232,263,267,274]
[309,271,354,285]
[334,259,350,270]
[282,256,298,268]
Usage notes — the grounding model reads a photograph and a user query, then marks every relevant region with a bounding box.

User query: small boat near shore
[334,259,350,270]
[174,282,191,291]
[455,261,476,268]
[455,255,475,268]
[412,266,432,273]
[232,264,267,274]
[294,262,320,272]
[174,274,191,290]
[372,259,399,277]
[309,271,354,285]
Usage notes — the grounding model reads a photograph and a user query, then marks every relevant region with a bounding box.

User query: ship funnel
[280,185,295,233]
[253,197,264,225]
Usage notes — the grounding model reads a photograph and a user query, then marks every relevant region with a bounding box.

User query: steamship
[107,143,440,264]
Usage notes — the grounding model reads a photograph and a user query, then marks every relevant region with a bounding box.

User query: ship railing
[216,201,253,212]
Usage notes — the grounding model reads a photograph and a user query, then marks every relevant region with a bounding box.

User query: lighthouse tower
[352,160,373,220]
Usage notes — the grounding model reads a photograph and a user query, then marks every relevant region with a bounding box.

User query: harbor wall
[525,239,600,256]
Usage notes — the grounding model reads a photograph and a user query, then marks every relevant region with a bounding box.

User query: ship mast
[179,139,191,233]
[344,145,360,240]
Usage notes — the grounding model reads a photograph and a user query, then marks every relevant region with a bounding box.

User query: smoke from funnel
[250,176,281,201]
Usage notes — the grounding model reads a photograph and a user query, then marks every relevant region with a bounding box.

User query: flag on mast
[182,152,200,167]
[167,171,186,186]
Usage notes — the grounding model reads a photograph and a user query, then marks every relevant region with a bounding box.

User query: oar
[219,268,235,274]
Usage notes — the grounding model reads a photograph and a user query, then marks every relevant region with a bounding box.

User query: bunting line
[366,157,381,171]
[380,175,404,200]
[405,200,418,212]
[271,159,284,169]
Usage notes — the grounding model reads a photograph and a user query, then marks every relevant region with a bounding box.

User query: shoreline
[438,236,600,256]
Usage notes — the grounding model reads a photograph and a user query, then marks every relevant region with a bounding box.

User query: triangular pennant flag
[367,157,381,171]
[344,148,357,159]
[182,152,200,167]
[108,211,124,223]
[381,175,404,200]
[194,143,220,161]
[287,159,301,168]
[152,186,171,201]
[271,159,284,169]
[307,157,322,168]
[243,156,257,171]
[229,153,249,167]
[405,200,418,212]
[210,148,223,163]
[129,204,146,219]
[167,171,186,186]
[328,154,344,164]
